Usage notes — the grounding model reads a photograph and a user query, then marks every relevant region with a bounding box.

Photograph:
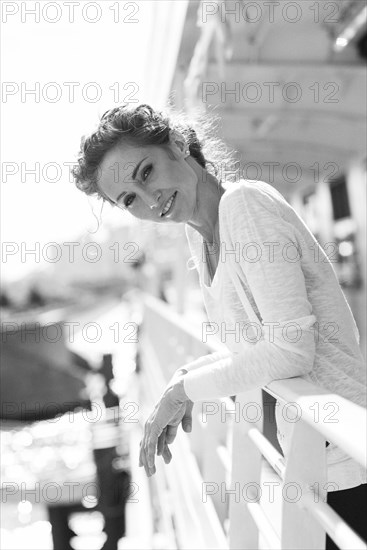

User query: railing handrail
[266,377,367,468]
[142,293,367,470]
[142,293,226,352]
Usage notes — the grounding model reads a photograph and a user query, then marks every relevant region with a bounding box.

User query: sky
[1,0,160,282]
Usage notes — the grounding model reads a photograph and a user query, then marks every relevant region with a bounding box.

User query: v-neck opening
[201,237,221,289]
[185,223,222,291]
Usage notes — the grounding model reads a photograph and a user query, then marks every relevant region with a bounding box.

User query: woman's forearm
[176,349,232,375]
[182,329,316,403]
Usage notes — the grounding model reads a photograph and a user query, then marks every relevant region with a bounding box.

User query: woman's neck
[187,172,225,244]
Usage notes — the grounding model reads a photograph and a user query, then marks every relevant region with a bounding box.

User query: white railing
[139,293,367,550]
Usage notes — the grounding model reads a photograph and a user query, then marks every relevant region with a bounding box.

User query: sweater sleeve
[183,183,317,402]
[182,350,233,373]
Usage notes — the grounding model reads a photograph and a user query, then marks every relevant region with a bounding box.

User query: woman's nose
[141,189,161,210]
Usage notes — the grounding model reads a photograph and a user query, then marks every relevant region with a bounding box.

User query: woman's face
[98,138,200,224]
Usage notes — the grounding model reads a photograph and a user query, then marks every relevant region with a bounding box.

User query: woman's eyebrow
[115,156,148,203]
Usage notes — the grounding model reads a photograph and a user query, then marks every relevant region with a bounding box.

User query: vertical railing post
[201,398,230,526]
[280,419,327,550]
[229,388,263,550]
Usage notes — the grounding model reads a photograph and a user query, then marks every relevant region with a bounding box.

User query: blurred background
[1,1,366,548]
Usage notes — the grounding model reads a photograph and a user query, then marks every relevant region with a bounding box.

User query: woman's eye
[142,164,152,181]
[122,165,152,208]
[124,194,135,208]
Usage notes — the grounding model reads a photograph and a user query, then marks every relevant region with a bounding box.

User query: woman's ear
[169,129,187,157]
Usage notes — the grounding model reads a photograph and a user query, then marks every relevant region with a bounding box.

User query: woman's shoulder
[219,179,288,216]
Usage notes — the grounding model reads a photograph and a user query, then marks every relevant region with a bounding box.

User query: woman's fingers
[140,437,157,476]
[139,439,150,476]
[165,424,179,444]
[139,440,143,467]
[157,428,166,456]
[138,380,191,476]
[146,425,161,472]
[162,442,172,464]
[182,400,194,433]
[139,420,157,476]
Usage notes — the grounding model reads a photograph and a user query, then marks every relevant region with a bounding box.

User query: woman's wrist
[165,371,189,402]
[174,377,189,402]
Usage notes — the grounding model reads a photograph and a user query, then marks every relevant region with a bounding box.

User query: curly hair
[71,103,239,207]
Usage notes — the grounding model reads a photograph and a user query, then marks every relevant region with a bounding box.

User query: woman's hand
[157,368,193,451]
[139,374,192,477]
[157,399,193,455]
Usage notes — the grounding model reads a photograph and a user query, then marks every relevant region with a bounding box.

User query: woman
[73,104,366,547]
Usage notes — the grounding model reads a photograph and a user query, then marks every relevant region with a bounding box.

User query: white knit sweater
[183,179,367,491]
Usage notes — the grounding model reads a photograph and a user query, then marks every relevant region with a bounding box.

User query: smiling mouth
[160,191,177,217]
